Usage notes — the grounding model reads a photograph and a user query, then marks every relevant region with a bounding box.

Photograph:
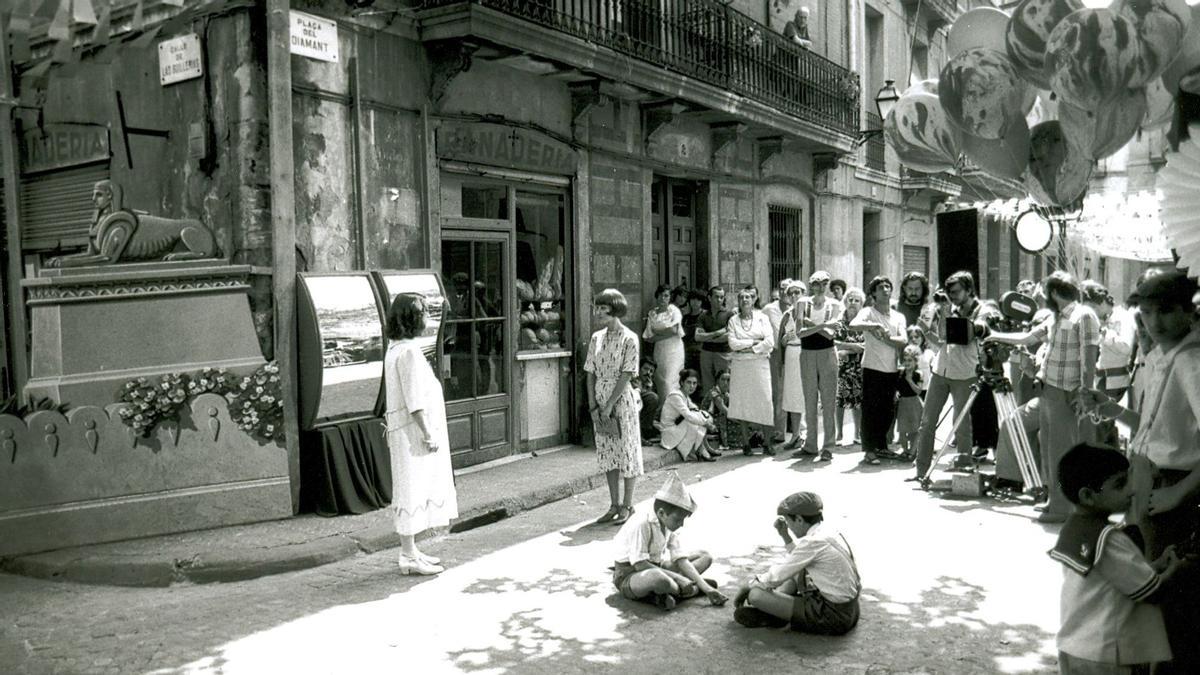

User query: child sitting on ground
[733,492,861,635]
[611,471,728,611]
[1050,443,1184,675]
[702,369,744,452]
[895,345,924,461]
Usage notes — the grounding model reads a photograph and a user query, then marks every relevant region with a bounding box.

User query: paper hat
[654,471,696,512]
[777,491,823,516]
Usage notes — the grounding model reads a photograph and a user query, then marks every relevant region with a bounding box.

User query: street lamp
[855,79,901,147]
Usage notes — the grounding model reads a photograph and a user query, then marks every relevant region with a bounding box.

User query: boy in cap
[611,471,728,610]
[733,491,861,634]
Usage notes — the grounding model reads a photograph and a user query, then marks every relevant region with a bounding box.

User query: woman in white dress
[643,284,685,401]
[659,368,719,462]
[726,286,777,455]
[384,293,459,576]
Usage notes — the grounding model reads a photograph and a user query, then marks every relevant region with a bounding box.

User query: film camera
[943,292,1038,380]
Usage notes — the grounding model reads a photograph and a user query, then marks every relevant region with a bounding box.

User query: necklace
[738,312,754,329]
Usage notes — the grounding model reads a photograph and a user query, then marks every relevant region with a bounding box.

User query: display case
[372,270,447,370]
[296,273,386,431]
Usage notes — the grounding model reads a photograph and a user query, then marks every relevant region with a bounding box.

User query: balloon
[885,81,963,174]
[1144,77,1175,130]
[948,8,1012,59]
[939,48,1031,139]
[1027,120,1094,206]
[1161,3,1200,95]
[962,117,1031,180]
[1058,88,1147,160]
[1114,0,1191,86]
[1045,8,1142,109]
[1006,0,1085,89]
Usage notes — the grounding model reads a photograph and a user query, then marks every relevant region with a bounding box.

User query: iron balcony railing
[423,0,861,136]
[865,111,885,171]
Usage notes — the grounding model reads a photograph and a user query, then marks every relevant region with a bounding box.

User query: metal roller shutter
[20,162,109,251]
[903,244,929,279]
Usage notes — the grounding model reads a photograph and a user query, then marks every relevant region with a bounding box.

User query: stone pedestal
[22,262,265,406]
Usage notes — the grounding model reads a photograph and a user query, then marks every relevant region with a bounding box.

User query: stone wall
[589,155,646,333]
[714,183,757,296]
[0,393,291,557]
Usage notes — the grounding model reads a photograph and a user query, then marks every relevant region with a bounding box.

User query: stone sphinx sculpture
[47,180,219,268]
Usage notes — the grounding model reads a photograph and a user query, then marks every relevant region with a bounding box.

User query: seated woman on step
[659,369,720,462]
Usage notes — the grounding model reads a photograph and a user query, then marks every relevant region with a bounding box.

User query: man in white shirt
[851,276,908,464]
[733,491,861,635]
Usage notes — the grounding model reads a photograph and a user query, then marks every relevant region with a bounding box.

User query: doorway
[651,178,698,290]
[441,232,513,468]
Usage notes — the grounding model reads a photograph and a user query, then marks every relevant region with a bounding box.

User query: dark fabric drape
[300,418,392,517]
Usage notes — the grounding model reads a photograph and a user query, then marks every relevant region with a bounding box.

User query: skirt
[782,344,806,413]
[729,357,773,427]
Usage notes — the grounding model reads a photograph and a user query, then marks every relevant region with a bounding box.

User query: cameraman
[986,270,1100,524]
[911,271,998,480]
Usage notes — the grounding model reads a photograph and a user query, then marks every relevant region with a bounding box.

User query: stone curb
[1,448,680,587]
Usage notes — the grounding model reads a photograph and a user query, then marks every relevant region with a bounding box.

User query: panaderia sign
[19,124,111,174]
[436,122,577,175]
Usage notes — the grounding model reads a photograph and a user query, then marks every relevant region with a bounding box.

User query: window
[515,190,568,350]
[768,205,803,290]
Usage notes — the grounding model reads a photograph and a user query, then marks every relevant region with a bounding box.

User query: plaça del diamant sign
[289,10,339,63]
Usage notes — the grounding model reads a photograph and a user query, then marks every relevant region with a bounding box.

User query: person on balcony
[784,7,812,50]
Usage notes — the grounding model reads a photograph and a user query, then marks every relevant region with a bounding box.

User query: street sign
[158,34,203,86]
[289,11,339,63]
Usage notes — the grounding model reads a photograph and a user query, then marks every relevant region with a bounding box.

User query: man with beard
[987,271,1100,523]
[894,272,931,331]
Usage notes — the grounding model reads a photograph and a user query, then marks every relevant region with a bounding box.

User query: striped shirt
[1035,302,1101,390]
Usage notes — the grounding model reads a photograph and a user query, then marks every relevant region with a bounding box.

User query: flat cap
[1129,270,1198,307]
[777,491,823,516]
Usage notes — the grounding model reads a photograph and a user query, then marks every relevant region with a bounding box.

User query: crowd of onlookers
[585,263,1200,674]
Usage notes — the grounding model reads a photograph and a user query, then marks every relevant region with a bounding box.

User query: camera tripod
[920,370,1044,497]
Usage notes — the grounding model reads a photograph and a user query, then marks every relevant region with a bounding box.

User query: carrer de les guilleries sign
[20,123,111,175]
[436,122,577,175]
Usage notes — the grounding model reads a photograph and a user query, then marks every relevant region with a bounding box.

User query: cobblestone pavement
[0,449,1062,675]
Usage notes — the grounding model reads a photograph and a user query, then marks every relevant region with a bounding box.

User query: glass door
[441,232,513,468]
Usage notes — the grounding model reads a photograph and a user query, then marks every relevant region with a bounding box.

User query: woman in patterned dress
[834,287,866,446]
[586,288,644,525]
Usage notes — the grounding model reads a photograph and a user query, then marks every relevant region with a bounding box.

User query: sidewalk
[0,444,684,588]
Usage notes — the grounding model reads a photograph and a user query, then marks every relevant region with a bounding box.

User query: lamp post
[855,79,901,146]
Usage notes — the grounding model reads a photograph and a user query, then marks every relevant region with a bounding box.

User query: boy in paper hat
[611,471,728,610]
[733,491,862,634]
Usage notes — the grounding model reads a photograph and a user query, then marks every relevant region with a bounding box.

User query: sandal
[862,452,881,465]
[594,506,621,524]
[611,506,633,525]
[814,450,833,462]
[699,450,717,462]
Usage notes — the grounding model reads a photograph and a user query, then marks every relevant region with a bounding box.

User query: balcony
[899,0,959,30]
[900,166,961,201]
[419,0,861,148]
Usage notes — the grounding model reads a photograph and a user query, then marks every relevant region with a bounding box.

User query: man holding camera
[911,271,995,481]
[987,271,1100,523]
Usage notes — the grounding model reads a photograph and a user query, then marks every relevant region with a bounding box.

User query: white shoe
[399,554,444,576]
[417,552,441,565]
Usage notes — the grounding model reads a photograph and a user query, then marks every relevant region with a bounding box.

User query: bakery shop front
[433,121,580,467]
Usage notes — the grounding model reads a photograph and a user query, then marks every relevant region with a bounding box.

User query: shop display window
[515,190,568,351]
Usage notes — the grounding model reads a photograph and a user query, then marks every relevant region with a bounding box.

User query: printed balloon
[1114,0,1191,86]
[1006,0,1085,90]
[1026,120,1093,206]
[1059,89,1147,160]
[885,81,963,174]
[1161,3,1200,96]
[1045,8,1142,109]
[939,48,1031,139]
[948,8,1012,59]
[1026,90,1059,127]
[962,117,1031,180]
